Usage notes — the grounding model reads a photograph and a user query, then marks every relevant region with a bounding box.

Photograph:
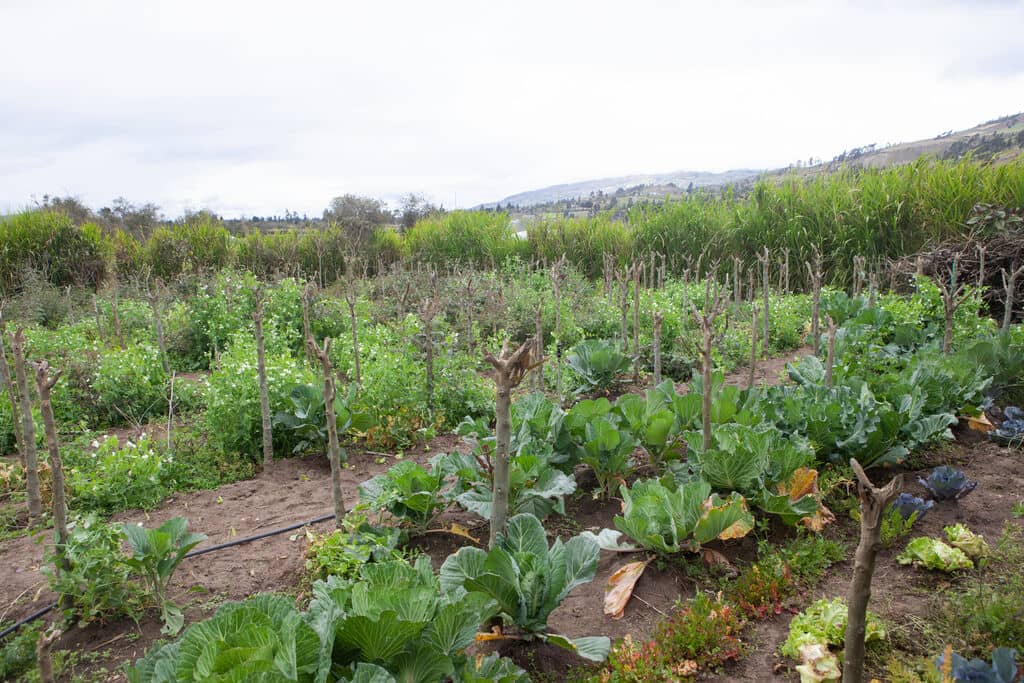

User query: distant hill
[479,169,763,209]
[481,112,1024,215]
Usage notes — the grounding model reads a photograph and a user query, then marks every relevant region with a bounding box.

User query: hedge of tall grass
[2,157,1021,290]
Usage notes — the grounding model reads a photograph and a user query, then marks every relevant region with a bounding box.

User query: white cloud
[1,0,1022,218]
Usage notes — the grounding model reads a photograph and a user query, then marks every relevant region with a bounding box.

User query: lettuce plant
[944,524,990,562]
[919,466,978,501]
[897,537,974,572]
[440,513,610,661]
[781,597,885,660]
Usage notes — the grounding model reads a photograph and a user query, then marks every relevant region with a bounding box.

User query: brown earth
[3,347,1019,682]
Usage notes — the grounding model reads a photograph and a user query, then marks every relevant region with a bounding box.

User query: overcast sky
[2,0,1022,219]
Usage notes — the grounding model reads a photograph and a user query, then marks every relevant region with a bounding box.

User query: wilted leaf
[777,467,835,531]
[701,548,738,577]
[603,560,648,619]
[446,523,480,544]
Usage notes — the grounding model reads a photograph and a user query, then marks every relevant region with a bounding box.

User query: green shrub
[304,513,404,583]
[92,343,169,426]
[42,514,142,627]
[66,435,168,513]
[204,333,314,457]
[0,211,109,291]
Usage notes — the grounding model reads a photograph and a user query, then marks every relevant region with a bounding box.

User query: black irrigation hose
[0,510,337,641]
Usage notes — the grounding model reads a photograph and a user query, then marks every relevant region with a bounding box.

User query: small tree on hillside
[689,274,731,451]
[10,330,41,523]
[33,361,69,573]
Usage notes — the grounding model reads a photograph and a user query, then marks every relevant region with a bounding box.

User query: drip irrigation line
[0,509,337,641]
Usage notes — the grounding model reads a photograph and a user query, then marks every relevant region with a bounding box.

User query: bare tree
[824,316,837,387]
[551,256,567,405]
[977,244,987,289]
[689,274,731,451]
[632,262,641,384]
[343,267,363,394]
[483,340,543,547]
[145,278,171,374]
[0,306,25,465]
[36,628,61,683]
[935,261,969,354]
[806,248,823,355]
[464,272,476,352]
[419,273,443,415]
[759,247,770,354]
[1000,262,1024,333]
[748,304,760,390]
[652,309,663,385]
[10,330,41,522]
[33,361,69,572]
[842,460,901,683]
[252,286,274,469]
[303,319,346,528]
[534,306,544,391]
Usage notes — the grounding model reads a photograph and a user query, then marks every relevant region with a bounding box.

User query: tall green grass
[3,157,1021,289]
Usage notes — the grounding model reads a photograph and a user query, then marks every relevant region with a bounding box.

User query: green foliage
[66,435,168,513]
[613,383,685,466]
[565,339,631,394]
[0,621,41,682]
[92,343,170,425]
[274,382,372,455]
[680,423,819,525]
[594,477,753,556]
[881,507,920,549]
[573,593,746,682]
[204,333,314,457]
[0,210,109,290]
[781,597,885,660]
[122,517,207,635]
[897,537,974,572]
[160,422,256,492]
[304,514,405,583]
[358,461,449,534]
[440,513,610,661]
[127,557,529,683]
[725,535,845,619]
[42,514,141,627]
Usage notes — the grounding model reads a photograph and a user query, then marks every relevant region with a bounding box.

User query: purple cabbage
[918,466,978,502]
[890,492,934,520]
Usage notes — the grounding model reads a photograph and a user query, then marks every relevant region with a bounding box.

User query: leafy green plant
[680,423,822,527]
[358,460,449,534]
[574,592,747,682]
[122,516,207,635]
[897,537,974,572]
[577,414,638,498]
[304,513,405,583]
[92,342,176,427]
[454,447,576,521]
[127,557,527,683]
[274,382,372,455]
[781,597,885,660]
[614,383,685,466]
[944,524,990,563]
[880,506,920,549]
[42,514,141,627]
[66,435,168,513]
[565,339,631,394]
[589,477,753,556]
[440,513,611,661]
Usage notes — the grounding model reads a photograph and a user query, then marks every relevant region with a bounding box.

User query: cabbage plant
[565,339,631,394]
[440,513,610,661]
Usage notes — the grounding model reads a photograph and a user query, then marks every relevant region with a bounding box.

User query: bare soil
[2,349,1020,682]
